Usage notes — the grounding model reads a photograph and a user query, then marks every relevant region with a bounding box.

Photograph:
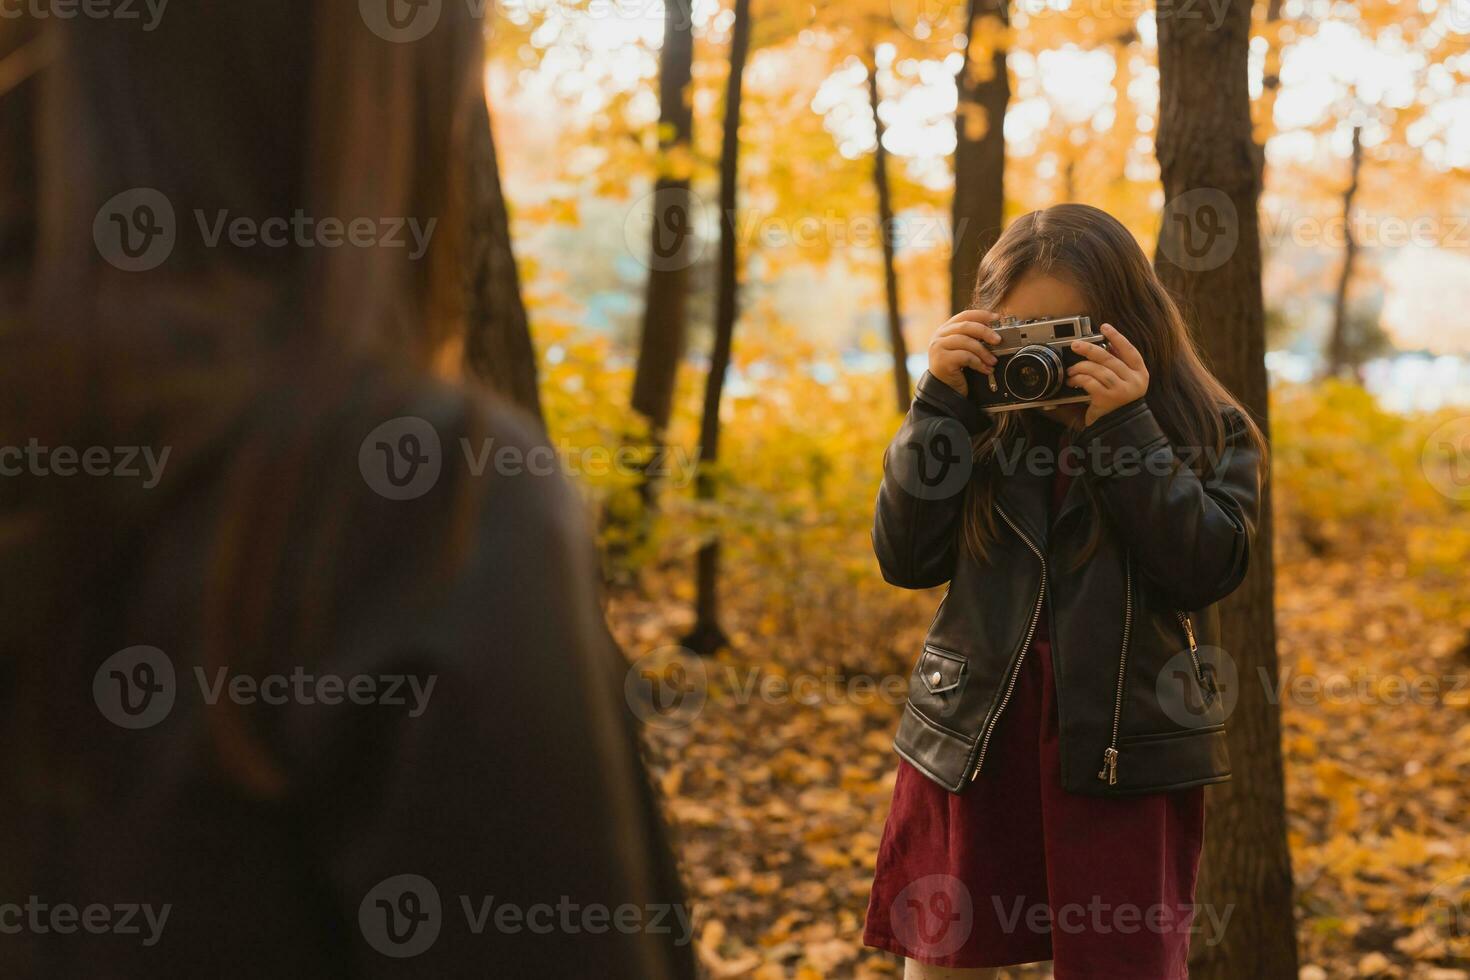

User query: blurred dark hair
[1,1,490,797]
[961,203,1267,564]
[19,1,480,353]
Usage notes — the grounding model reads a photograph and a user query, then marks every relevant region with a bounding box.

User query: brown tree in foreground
[867,50,910,413]
[950,0,1009,315]
[1154,1,1300,976]
[682,0,751,657]
[463,85,544,424]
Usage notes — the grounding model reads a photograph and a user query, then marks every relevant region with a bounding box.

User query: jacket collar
[992,416,1091,552]
[994,458,1049,550]
[1053,446,1091,530]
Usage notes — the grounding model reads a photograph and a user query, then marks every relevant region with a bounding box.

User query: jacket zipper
[969,505,1045,781]
[1177,610,1218,701]
[1097,557,1133,787]
[1177,611,1204,680]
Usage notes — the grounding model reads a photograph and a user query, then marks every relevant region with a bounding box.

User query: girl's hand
[1066,323,1149,427]
[928,310,1002,396]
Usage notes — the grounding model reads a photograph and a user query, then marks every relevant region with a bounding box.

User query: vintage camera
[965,314,1106,413]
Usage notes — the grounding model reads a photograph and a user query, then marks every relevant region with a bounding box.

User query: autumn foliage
[486,0,1470,974]
[533,322,1470,976]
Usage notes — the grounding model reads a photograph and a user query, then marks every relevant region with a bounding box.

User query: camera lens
[1003,345,1063,401]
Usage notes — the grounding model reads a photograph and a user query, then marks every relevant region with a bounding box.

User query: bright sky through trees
[489,0,1470,397]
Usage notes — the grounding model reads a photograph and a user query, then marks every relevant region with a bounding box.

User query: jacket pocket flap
[919,645,967,695]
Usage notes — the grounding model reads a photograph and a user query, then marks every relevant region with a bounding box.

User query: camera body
[965,314,1106,413]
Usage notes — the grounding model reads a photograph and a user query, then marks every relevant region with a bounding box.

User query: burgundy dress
[863,453,1206,979]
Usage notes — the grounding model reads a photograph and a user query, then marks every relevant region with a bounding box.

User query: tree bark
[629,0,696,442]
[868,54,910,413]
[463,86,544,424]
[1255,0,1285,173]
[1325,125,1363,379]
[606,0,695,581]
[950,0,1009,315]
[1154,2,1300,977]
[683,0,750,657]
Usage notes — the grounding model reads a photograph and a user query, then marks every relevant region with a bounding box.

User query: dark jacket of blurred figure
[0,4,696,978]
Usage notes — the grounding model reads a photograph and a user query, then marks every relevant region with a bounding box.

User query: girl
[862,204,1265,979]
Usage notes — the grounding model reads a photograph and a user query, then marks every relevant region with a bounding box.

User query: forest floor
[613,552,1470,979]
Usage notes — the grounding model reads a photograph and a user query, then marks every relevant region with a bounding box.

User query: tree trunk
[629,0,696,444]
[606,0,695,581]
[1325,125,1363,379]
[463,86,543,424]
[868,54,910,413]
[949,0,1009,315]
[1255,0,1285,170]
[682,0,750,657]
[1154,2,1300,978]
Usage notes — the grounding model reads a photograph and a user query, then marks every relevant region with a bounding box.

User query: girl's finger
[1068,361,1123,388]
[1067,373,1102,391]
[934,334,998,362]
[964,352,994,375]
[938,320,1004,345]
[1099,323,1146,372]
[948,309,1001,325]
[938,349,992,377]
[1069,339,1131,378]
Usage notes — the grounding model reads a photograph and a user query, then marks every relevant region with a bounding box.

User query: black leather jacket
[873,371,1261,797]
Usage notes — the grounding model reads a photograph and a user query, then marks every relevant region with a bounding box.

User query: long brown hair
[961,204,1267,563]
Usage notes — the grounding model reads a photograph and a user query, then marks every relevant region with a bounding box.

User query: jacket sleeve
[871,371,993,589]
[1075,397,1262,610]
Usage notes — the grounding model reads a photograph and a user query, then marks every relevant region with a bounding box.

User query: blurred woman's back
[0,5,694,977]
